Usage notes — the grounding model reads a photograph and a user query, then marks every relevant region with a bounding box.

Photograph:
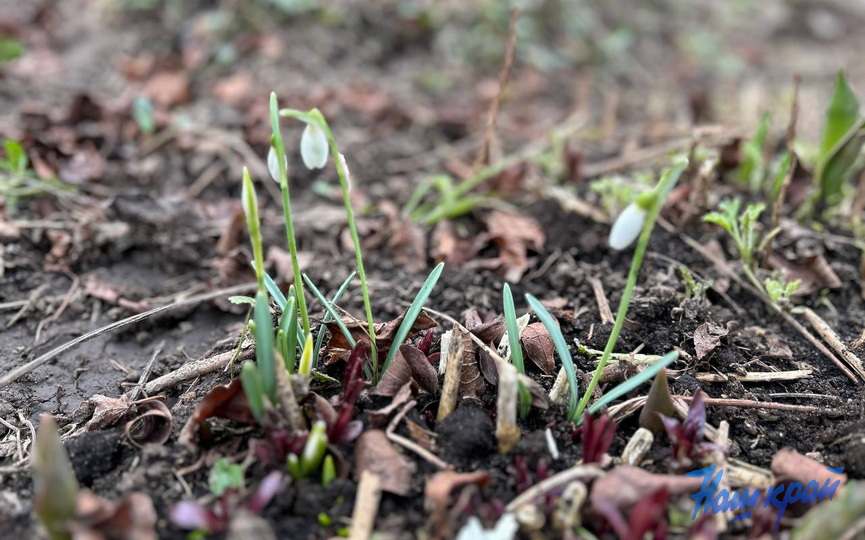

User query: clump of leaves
[32,414,79,540]
[764,274,802,311]
[170,469,281,535]
[579,413,617,464]
[658,389,721,470]
[815,71,865,205]
[593,487,669,540]
[1,140,75,214]
[736,112,771,193]
[703,198,778,291]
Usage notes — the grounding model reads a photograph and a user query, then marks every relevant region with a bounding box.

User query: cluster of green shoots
[238,93,444,421]
[501,161,687,423]
[0,139,75,214]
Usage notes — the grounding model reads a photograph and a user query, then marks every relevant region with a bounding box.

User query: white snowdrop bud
[300,123,328,170]
[267,146,288,183]
[609,202,646,250]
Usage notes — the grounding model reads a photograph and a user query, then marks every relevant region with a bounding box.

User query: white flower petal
[456,514,518,540]
[609,202,646,250]
[267,146,288,183]
[300,123,329,170]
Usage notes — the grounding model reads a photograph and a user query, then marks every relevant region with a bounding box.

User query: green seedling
[737,111,771,193]
[680,267,711,302]
[502,284,531,418]
[33,415,79,540]
[280,106,377,375]
[590,174,642,218]
[525,295,580,420]
[816,71,865,204]
[1,139,75,214]
[764,275,802,311]
[380,262,445,380]
[321,455,336,488]
[209,459,244,497]
[297,334,315,376]
[703,198,779,291]
[312,271,356,366]
[287,420,328,481]
[240,361,265,423]
[277,294,298,372]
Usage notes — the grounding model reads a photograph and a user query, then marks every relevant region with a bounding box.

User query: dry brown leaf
[125,400,172,448]
[325,310,437,363]
[431,220,487,266]
[469,314,506,346]
[266,247,312,286]
[483,210,545,282]
[142,71,191,107]
[405,419,436,452]
[84,394,133,432]
[521,322,555,375]
[590,465,704,511]
[424,470,491,520]
[73,490,157,540]
[768,253,842,295]
[771,448,847,488]
[179,378,256,450]
[212,72,253,105]
[366,383,413,427]
[354,430,415,496]
[693,321,735,360]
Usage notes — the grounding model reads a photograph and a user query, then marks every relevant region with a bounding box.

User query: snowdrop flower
[300,122,329,170]
[267,145,288,184]
[609,201,647,250]
[456,514,518,540]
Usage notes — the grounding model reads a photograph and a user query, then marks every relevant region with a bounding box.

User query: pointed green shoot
[380,262,445,382]
[503,284,531,418]
[525,294,579,420]
[33,414,79,540]
[253,290,277,401]
[587,351,678,416]
[240,361,265,423]
[298,334,315,376]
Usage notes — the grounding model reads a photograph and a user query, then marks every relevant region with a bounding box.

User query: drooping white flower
[300,123,328,170]
[609,202,646,250]
[456,514,518,540]
[267,146,288,184]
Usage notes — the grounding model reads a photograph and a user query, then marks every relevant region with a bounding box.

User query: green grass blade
[380,262,445,377]
[253,290,277,401]
[280,296,298,373]
[587,351,678,416]
[502,284,525,374]
[240,362,265,423]
[313,271,356,367]
[303,274,356,348]
[525,294,579,420]
[261,269,287,310]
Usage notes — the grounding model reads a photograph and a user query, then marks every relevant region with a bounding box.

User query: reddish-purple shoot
[580,413,617,464]
[659,389,722,467]
[255,429,308,465]
[417,328,435,356]
[594,487,669,540]
[171,471,281,534]
[511,455,532,494]
[328,342,368,444]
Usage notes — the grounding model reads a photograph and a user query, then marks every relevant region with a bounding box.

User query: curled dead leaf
[179,378,256,450]
[125,399,172,448]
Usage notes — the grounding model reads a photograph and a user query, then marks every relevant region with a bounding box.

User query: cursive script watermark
[686,464,844,530]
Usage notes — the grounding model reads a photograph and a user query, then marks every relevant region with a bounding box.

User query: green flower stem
[574,161,686,419]
[280,107,378,375]
[270,93,310,337]
[242,168,265,291]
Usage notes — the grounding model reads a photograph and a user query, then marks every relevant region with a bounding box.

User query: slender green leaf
[303,274,356,348]
[819,72,861,160]
[240,361,265,423]
[33,415,78,540]
[380,262,445,376]
[503,284,531,419]
[253,291,277,401]
[313,271,356,366]
[279,296,297,372]
[526,294,579,420]
[588,351,678,415]
[261,269,287,310]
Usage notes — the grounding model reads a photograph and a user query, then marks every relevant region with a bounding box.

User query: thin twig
[128,340,165,401]
[0,283,256,387]
[589,277,614,325]
[472,7,519,171]
[505,464,603,512]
